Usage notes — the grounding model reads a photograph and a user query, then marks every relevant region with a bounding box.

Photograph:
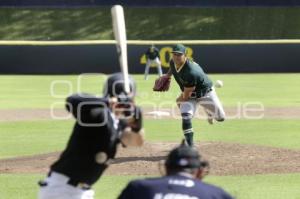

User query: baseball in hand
[215,80,223,88]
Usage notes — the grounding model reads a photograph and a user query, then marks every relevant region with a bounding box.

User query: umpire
[118,141,233,199]
[38,73,144,199]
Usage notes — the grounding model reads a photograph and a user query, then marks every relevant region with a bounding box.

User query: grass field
[1,74,300,109]
[1,174,300,199]
[1,118,300,158]
[1,8,300,40]
[0,74,299,199]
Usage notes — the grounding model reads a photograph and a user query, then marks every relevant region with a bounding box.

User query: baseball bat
[111,5,130,94]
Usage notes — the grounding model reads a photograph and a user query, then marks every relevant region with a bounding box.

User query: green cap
[172,44,186,54]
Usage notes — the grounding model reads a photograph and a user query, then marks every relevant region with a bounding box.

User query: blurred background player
[118,141,233,199]
[144,45,162,80]
[38,73,144,199]
[163,44,225,146]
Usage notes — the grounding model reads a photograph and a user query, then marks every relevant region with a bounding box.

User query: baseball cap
[172,44,186,54]
[165,142,201,169]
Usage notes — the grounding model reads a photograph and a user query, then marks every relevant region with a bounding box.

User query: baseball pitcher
[153,44,225,146]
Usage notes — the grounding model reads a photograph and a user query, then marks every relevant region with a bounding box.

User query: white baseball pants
[38,172,94,199]
[144,57,162,80]
[180,88,225,121]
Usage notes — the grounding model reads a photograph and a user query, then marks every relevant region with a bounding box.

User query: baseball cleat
[207,117,214,125]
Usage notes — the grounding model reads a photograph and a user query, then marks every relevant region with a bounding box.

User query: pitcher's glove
[153,75,171,92]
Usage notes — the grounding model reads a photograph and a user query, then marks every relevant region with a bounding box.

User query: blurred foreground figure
[38,73,144,199]
[118,141,233,199]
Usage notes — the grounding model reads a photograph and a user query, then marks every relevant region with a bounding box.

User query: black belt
[38,171,91,190]
[67,178,91,190]
[190,88,213,99]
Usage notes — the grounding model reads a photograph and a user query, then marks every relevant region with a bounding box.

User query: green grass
[135,74,300,107]
[206,174,300,199]
[0,120,73,158]
[0,174,41,199]
[145,119,300,149]
[1,8,300,40]
[0,74,299,199]
[0,74,300,109]
[0,75,106,109]
[209,74,300,107]
[1,118,299,159]
[1,174,300,199]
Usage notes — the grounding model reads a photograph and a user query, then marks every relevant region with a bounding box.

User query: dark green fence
[0,7,299,40]
[0,41,299,74]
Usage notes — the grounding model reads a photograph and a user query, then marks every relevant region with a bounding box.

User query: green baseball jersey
[170,59,213,98]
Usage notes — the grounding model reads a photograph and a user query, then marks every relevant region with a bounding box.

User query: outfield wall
[0,40,299,74]
[1,8,300,41]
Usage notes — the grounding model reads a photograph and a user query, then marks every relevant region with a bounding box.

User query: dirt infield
[0,107,299,122]
[1,108,299,177]
[1,141,300,176]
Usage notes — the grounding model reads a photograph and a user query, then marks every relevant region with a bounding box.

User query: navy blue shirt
[118,174,233,199]
[146,47,160,60]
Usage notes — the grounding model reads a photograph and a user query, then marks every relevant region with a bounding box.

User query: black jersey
[51,93,126,185]
[118,174,233,199]
[146,47,160,60]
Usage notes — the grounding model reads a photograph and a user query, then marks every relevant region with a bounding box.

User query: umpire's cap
[103,73,136,102]
[172,44,186,54]
[165,141,201,169]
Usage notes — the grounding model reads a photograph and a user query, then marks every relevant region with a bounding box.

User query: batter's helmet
[103,73,136,102]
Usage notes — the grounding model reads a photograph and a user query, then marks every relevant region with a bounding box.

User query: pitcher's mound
[1,141,300,176]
